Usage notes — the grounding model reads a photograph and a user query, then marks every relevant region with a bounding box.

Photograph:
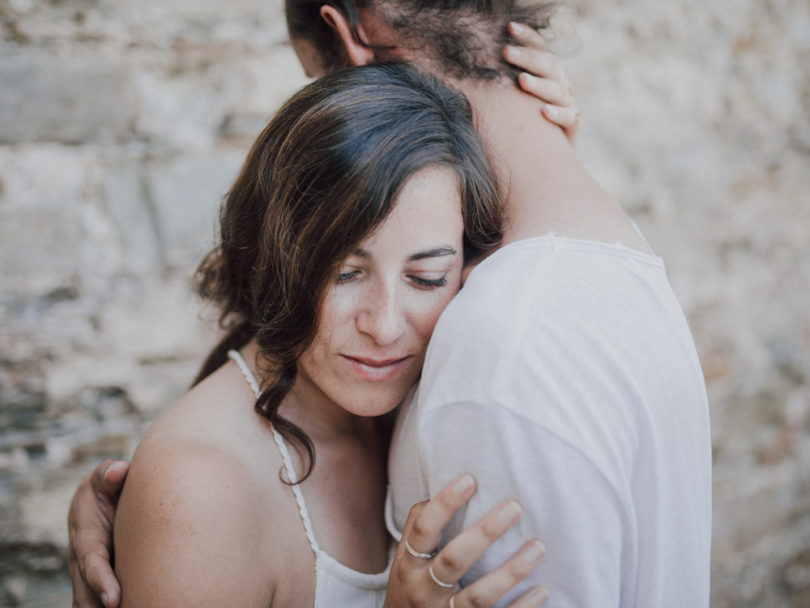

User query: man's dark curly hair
[286,0,558,80]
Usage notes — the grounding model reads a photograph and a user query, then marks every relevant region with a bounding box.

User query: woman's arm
[113,439,276,607]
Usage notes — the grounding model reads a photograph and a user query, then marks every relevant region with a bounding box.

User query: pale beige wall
[0,0,808,605]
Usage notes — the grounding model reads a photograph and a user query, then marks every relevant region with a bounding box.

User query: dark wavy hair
[193,63,502,481]
[285,0,558,79]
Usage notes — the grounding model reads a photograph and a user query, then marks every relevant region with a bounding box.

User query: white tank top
[228,350,391,607]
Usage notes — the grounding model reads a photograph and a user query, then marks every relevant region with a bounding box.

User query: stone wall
[0,0,807,605]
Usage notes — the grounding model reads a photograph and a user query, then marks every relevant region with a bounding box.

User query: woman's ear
[320,5,376,67]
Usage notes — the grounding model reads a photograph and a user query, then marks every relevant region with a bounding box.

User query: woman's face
[295,166,465,418]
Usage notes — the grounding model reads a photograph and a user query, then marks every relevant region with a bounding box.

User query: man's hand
[68,459,129,608]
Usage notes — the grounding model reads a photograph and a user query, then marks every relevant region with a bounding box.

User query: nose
[355,280,405,346]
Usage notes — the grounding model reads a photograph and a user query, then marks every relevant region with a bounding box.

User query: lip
[340,354,412,382]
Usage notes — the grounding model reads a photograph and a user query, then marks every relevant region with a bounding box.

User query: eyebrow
[353,247,458,261]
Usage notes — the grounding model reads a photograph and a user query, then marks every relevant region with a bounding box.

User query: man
[70,1,711,606]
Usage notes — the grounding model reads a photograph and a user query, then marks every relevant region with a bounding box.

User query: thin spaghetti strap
[227,350,321,555]
[228,349,261,397]
[275,447,322,555]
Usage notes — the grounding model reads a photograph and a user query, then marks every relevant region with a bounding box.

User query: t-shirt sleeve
[419,400,631,608]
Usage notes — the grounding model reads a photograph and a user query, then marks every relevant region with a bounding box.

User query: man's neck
[455,78,651,253]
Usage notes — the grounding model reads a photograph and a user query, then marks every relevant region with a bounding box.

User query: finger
[429,499,523,585]
[544,103,580,144]
[69,556,105,608]
[503,586,550,608]
[79,552,122,608]
[453,589,550,608]
[507,21,547,50]
[450,541,547,608]
[542,105,580,130]
[517,73,572,108]
[90,460,129,497]
[404,473,476,556]
[503,45,565,84]
[72,583,105,608]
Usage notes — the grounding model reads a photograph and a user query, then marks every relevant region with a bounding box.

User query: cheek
[316,288,354,342]
[411,288,460,344]
[301,294,340,367]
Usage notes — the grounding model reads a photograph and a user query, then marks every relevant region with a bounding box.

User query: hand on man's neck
[318,2,650,254]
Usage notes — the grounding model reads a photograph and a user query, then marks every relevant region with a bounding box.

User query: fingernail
[103,461,123,481]
[510,21,525,34]
[100,593,110,607]
[544,105,558,119]
[454,474,474,494]
[528,586,550,605]
[522,540,546,563]
[505,44,521,58]
[521,72,538,87]
[498,500,522,524]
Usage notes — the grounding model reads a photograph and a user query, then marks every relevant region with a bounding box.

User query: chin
[343,384,415,418]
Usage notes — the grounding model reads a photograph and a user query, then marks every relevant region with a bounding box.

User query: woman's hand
[384,474,548,607]
[67,459,129,608]
[504,21,580,143]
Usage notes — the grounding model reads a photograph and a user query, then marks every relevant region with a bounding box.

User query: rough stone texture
[0,0,807,606]
[0,53,138,144]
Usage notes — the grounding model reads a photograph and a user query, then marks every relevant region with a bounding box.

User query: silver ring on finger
[429,563,455,589]
[405,538,437,559]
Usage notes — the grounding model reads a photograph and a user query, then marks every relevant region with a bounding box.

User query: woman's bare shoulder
[113,436,276,604]
[143,358,261,440]
[113,363,303,606]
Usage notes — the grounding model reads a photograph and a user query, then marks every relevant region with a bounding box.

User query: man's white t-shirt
[386,235,712,607]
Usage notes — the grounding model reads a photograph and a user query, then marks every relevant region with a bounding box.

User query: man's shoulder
[430,235,673,364]
[419,233,705,443]
[447,234,667,315]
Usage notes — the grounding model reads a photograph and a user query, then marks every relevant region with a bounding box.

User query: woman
[68,12,581,608]
[107,63,547,607]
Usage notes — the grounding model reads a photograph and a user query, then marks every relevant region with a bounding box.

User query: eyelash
[337,271,359,283]
[410,275,448,288]
[336,271,448,288]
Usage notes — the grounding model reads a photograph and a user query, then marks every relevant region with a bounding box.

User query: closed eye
[337,270,360,283]
[410,275,448,288]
